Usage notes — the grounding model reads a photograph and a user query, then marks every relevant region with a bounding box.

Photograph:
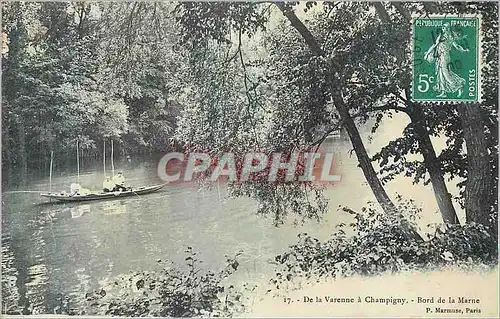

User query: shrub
[81,247,245,317]
[273,197,498,289]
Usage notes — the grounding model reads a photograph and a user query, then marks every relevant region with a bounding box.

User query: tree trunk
[276,3,395,211]
[376,4,460,225]
[276,3,422,241]
[409,102,460,224]
[422,2,440,14]
[17,120,28,187]
[332,95,396,213]
[419,2,495,228]
[459,104,493,227]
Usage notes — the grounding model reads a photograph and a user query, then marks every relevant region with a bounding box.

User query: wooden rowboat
[40,184,166,203]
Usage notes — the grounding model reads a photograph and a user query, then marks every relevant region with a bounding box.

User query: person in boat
[70,183,81,196]
[112,171,130,191]
[69,183,91,196]
[102,176,114,193]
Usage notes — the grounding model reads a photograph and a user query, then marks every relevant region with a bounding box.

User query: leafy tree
[351,2,460,225]
[96,2,185,153]
[173,2,431,242]
[2,2,128,166]
[369,2,498,231]
[447,2,498,232]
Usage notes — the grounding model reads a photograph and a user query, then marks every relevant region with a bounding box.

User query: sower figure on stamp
[424,23,469,98]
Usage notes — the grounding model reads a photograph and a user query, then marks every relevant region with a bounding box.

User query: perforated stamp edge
[410,13,483,105]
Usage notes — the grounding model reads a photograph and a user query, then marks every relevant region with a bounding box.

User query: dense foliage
[2,3,128,164]
[171,1,497,238]
[1,2,182,166]
[273,197,498,289]
[79,249,245,317]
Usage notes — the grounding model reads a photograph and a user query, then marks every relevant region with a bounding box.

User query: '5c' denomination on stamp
[412,15,481,103]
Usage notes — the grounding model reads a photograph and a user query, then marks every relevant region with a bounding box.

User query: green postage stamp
[412,15,481,103]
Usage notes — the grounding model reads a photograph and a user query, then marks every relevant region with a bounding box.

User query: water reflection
[1,238,22,314]
[70,205,91,219]
[101,201,127,216]
[2,131,463,314]
[25,264,49,314]
[0,148,362,313]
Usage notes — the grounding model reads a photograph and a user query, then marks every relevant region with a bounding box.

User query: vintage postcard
[1,1,498,318]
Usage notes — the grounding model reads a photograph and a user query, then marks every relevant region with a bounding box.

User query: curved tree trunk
[374,2,460,225]
[331,95,397,213]
[418,1,495,228]
[276,3,422,241]
[275,3,395,211]
[409,102,459,224]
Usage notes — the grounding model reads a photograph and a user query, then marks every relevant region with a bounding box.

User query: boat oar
[127,186,141,198]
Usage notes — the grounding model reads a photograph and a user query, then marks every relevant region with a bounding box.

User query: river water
[1,117,464,314]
